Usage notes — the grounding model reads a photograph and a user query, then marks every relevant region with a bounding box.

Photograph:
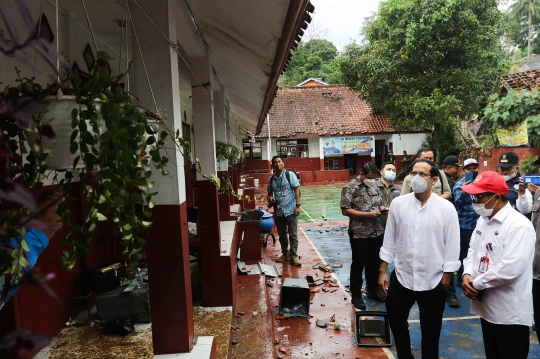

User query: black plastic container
[279,278,310,318]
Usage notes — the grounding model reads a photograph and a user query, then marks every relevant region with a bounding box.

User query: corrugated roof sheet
[258,85,395,138]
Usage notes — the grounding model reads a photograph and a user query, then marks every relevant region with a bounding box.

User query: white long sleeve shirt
[516,189,533,213]
[380,193,461,291]
[463,203,535,326]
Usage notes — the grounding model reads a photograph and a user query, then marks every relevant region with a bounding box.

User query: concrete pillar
[130,0,193,354]
[192,49,217,178]
[191,47,225,307]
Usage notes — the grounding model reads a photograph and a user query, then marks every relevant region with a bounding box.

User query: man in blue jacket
[452,158,480,294]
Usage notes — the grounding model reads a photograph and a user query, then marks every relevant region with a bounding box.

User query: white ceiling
[49,0,292,132]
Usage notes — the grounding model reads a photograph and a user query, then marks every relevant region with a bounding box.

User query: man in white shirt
[461,171,535,359]
[379,159,460,359]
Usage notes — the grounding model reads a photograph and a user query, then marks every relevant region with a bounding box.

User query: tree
[509,0,540,58]
[280,39,342,85]
[340,0,508,160]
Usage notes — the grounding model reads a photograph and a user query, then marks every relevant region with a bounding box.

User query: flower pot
[26,95,102,170]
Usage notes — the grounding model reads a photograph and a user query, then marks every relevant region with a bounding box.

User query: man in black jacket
[496,152,532,217]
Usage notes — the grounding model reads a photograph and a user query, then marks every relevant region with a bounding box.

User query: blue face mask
[383,171,396,182]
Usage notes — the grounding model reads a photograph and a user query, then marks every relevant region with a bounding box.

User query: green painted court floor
[297,183,349,223]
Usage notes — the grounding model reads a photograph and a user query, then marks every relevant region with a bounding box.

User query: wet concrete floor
[235,184,540,358]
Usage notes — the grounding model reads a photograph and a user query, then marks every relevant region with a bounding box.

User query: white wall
[390,133,426,154]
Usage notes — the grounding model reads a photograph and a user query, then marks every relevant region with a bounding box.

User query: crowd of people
[267,150,540,358]
[340,148,539,359]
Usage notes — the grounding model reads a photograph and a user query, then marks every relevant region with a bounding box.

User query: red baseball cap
[460,171,509,195]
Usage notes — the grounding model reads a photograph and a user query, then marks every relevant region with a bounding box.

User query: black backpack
[284,170,301,198]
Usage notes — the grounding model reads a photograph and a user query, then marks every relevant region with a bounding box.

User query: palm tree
[509,0,540,58]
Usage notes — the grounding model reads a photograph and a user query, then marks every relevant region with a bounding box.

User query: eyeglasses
[410,171,431,179]
[470,193,493,202]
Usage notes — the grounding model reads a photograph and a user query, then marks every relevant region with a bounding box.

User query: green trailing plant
[519,154,538,175]
[215,141,242,166]
[483,88,540,145]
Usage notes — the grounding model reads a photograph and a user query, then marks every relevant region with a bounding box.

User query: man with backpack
[267,155,302,266]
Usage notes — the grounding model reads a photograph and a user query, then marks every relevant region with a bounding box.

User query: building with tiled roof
[243,85,427,176]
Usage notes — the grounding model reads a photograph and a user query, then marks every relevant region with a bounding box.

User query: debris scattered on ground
[310,287,321,293]
[252,312,258,317]
[332,262,342,268]
[275,315,288,320]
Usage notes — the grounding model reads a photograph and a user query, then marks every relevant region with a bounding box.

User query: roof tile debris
[498,69,540,93]
[258,85,396,138]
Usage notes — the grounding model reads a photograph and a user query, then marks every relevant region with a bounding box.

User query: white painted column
[191,48,217,179]
[131,0,184,205]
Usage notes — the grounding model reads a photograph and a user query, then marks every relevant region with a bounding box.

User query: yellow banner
[496,119,528,147]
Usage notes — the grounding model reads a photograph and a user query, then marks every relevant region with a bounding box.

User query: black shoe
[446,293,460,308]
[351,297,366,310]
[367,290,387,303]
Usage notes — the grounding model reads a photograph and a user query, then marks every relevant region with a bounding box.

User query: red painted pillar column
[197,180,223,306]
[146,205,193,353]
[130,0,194,354]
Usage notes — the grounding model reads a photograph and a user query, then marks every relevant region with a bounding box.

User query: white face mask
[502,171,517,182]
[363,178,377,186]
[384,171,396,182]
[472,195,497,218]
[410,175,430,193]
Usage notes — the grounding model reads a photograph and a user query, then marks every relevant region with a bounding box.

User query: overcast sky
[309,0,384,50]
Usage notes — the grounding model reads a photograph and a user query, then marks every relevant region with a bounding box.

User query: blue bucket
[260,210,274,233]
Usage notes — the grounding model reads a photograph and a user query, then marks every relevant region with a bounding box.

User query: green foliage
[215,141,242,167]
[483,88,540,144]
[508,0,540,56]
[421,122,460,164]
[505,9,540,52]
[340,0,507,134]
[280,39,343,86]
[519,154,538,175]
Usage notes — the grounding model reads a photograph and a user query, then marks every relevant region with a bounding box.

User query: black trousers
[386,271,446,359]
[456,227,474,285]
[349,234,384,298]
[480,318,529,359]
[533,279,540,342]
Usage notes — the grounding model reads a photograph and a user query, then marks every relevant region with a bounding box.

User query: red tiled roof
[258,85,397,138]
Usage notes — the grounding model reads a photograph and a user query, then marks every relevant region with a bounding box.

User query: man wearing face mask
[496,151,532,216]
[341,162,387,309]
[401,148,452,200]
[379,159,460,359]
[461,171,535,359]
[442,155,462,205]
[452,158,480,291]
[377,162,401,229]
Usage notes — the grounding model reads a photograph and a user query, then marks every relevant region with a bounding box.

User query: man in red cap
[461,171,535,359]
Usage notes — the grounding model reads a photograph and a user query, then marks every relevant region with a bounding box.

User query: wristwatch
[296,203,302,208]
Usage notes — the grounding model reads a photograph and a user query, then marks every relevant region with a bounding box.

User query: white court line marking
[300,206,316,223]
[408,315,479,324]
[301,227,396,359]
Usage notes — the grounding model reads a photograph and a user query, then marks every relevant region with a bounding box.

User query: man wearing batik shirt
[341,162,387,310]
[267,156,301,266]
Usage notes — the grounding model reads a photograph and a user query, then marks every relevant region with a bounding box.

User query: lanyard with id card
[479,241,494,273]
